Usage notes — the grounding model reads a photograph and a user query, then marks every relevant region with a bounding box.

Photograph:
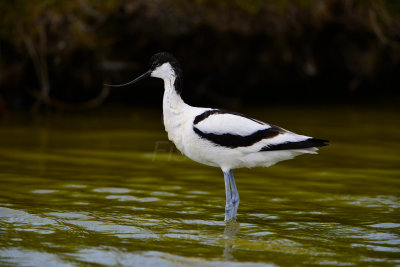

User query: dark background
[1,0,400,112]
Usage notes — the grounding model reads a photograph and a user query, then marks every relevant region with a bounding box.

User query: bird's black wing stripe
[260,138,329,151]
[193,109,264,125]
[193,126,283,148]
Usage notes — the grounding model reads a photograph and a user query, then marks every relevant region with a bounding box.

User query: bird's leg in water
[229,170,240,209]
[223,170,232,221]
[223,170,239,221]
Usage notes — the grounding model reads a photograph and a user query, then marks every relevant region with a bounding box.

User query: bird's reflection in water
[223,220,240,260]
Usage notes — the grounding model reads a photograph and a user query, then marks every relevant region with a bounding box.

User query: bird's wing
[192,109,292,149]
[192,109,328,151]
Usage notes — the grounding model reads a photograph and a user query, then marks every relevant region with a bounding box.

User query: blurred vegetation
[0,0,399,112]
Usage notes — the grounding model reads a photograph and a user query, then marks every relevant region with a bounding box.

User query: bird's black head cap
[150,52,183,94]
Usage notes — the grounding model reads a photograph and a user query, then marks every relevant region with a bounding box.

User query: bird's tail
[261,138,329,151]
[304,138,329,148]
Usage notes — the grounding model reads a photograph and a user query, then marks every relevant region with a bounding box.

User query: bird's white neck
[162,77,190,153]
[162,77,187,113]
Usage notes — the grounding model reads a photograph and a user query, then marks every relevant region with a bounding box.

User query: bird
[105,52,328,222]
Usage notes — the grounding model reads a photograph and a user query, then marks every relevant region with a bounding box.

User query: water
[0,106,399,266]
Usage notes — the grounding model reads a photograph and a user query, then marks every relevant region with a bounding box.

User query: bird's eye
[150,61,160,70]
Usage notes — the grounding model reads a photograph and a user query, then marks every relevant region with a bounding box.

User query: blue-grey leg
[229,170,240,207]
[228,170,239,220]
[223,171,233,221]
[223,170,239,222]
[223,171,231,204]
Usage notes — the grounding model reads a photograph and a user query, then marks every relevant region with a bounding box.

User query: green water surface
[0,106,399,266]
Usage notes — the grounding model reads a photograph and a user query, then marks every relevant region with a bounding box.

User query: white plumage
[195,113,264,136]
[105,52,328,222]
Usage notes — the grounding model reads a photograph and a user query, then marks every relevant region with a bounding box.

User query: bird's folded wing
[192,109,295,149]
